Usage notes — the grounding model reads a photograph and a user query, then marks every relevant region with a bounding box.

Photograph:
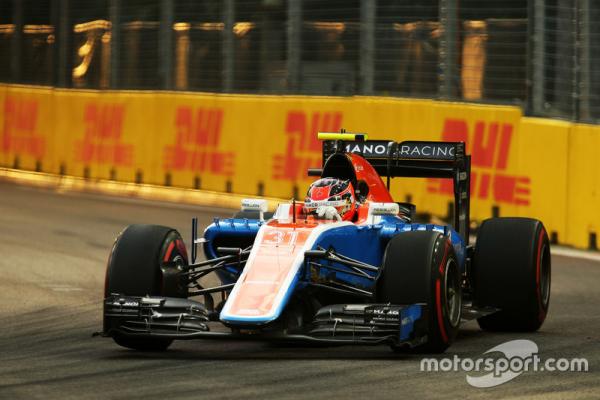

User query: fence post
[54,0,71,87]
[10,0,23,83]
[109,0,121,88]
[360,0,375,95]
[553,0,576,118]
[159,0,174,90]
[287,0,301,92]
[579,0,590,121]
[531,0,545,115]
[439,0,459,99]
[222,0,234,93]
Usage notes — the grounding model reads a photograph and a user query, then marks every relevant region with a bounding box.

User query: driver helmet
[304,178,357,221]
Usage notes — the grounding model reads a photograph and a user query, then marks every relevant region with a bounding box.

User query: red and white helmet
[304,178,357,221]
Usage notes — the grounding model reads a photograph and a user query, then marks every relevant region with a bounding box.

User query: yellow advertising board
[0,84,597,249]
[566,123,600,248]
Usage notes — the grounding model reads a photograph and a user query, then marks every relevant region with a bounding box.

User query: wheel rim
[540,244,550,306]
[444,259,462,328]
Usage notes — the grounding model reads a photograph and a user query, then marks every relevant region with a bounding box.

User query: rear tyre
[104,224,188,351]
[377,231,462,353]
[473,218,550,332]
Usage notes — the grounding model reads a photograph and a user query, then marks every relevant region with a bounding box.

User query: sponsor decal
[75,103,133,166]
[370,202,400,215]
[304,200,346,209]
[344,141,391,157]
[344,141,455,160]
[241,198,268,212]
[427,118,531,206]
[113,300,139,307]
[163,106,234,175]
[365,305,402,325]
[398,142,456,160]
[272,111,343,181]
[2,96,45,158]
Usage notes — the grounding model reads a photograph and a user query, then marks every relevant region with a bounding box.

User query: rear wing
[315,132,471,242]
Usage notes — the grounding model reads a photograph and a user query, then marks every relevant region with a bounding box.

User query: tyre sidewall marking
[159,232,188,297]
[535,227,548,322]
[435,239,450,344]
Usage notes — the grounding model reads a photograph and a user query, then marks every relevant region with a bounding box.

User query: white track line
[40,284,84,292]
[551,246,600,262]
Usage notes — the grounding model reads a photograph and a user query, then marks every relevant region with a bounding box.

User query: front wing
[102,294,428,348]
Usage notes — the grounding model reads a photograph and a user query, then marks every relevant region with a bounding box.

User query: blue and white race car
[101,132,551,353]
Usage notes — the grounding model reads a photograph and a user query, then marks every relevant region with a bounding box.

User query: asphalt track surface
[0,181,598,399]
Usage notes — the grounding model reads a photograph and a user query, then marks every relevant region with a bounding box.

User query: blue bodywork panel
[399,304,424,341]
[203,215,466,292]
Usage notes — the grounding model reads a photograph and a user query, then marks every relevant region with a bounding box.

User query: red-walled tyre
[377,231,462,353]
[104,224,188,351]
[473,218,551,332]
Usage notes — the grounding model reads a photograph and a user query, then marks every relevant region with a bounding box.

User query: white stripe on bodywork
[219,221,353,323]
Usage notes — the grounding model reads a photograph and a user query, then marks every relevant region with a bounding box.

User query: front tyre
[472,218,551,332]
[104,224,188,351]
[377,231,462,353]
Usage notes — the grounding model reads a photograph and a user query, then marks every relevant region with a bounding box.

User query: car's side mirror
[397,202,416,222]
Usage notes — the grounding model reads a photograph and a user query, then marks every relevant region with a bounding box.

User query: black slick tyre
[377,231,462,353]
[472,217,550,332]
[104,224,188,351]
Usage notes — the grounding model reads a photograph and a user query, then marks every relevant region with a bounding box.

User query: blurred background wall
[0,0,598,122]
[2,0,600,250]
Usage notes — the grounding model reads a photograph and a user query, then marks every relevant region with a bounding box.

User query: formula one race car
[101,132,551,353]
